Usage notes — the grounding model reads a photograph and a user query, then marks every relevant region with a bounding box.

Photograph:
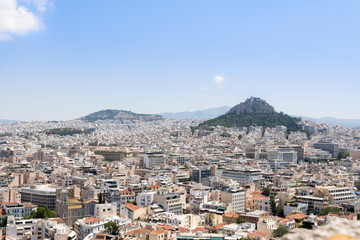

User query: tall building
[313,186,356,204]
[153,192,185,214]
[144,153,165,168]
[6,215,42,240]
[222,168,263,185]
[21,186,57,211]
[191,166,213,183]
[221,189,246,213]
[313,142,339,158]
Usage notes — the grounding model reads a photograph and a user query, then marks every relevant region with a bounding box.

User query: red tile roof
[120,190,133,194]
[84,217,102,223]
[248,231,267,238]
[125,203,140,211]
[4,202,19,205]
[224,212,239,218]
[286,213,308,220]
[151,230,166,235]
[191,227,208,233]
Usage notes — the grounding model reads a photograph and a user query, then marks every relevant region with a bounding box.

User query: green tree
[301,220,315,229]
[98,193,106,204]
[238,134,243,140]
[270,195,278,216]
[1,216,7,227]
[278,209,285,218]
[337,151,350,160]
[262,187,271,197]
[28,206,55,219]
[319,207,341,216]
[236,216,248,224]
[127,200,137,205]
[104,221,120,235]
[273,225,288,237]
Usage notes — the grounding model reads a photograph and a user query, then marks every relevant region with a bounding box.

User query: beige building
[313,186,356,204]
[168,214,202,229]
[150,230,169,240]
[220,189,246,213]
[350,150,360,160]
[124,203,146,220]
[0,188,21,205]
[257,216,278,237]
[153,192,185,214]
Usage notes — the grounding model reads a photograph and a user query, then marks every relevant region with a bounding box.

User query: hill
[81,109,164,122]
[159,106,230,119]
[199,97,301,132]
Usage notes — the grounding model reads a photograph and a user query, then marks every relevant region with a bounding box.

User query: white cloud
[200,87,207,91]
[213,75,225,84]
[21,0,53,13]
[0,0,45,41]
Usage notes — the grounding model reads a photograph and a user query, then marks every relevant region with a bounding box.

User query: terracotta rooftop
[191,227,208,233]
[120,190,133,194]
[224,212,239,218]
[151,230,166,235]
[286,213,308,220]
[214,223,228,230]
[84,217,102,223]
[125,203,140,211]
[127,227,151,236]
[157,225,175,230]
[248,231,267,237]
[23,202,37,208]
[4,202,19,205]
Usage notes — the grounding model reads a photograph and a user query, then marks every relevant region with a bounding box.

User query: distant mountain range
[0,119,17,124]
[199,97,302,132]
[2,106,360,129]
[80,109,164,122]
[159,106,230,119]
[300,116,360,128]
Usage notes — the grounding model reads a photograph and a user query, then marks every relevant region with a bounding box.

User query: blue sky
[1,0,360,121]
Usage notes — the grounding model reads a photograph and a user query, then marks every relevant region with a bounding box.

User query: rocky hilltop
[228,96,275,114]
[199,97,301,132]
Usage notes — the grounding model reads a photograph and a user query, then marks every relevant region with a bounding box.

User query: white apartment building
[137,192,156,207]
[74,217,106,240]
[144,153,165,168]
[94,203,117,218]
[222,168,263,185]
[313,186,356,204]
[221,189,246,213]
[284,203,308,216]
[6,215,41,240]
[41,219,76,240]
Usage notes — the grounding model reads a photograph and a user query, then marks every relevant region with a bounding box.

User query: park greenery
[25,207,56,219]
[44,128,95,136]
[104,221,120,235]
[338,150,350,159]
[319,207,341,216]
[200,112,302,133]
[262,187,271,197]
[236,216,248,224]
[273,225,289,237]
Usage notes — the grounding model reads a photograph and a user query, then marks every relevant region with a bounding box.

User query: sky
[1,0,360,121]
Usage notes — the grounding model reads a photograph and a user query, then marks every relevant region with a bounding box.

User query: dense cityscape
[2,0,360,239]
[0,97,360,240]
